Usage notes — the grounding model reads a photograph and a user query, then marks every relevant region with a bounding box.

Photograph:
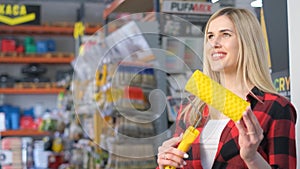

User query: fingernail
[180,165,184,168]
[236,120,240,124]
[243,111,248,116]
[183,161,187,165]
[183,153,189,158]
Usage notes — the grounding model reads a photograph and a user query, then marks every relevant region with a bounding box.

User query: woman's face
[206,15,239,74]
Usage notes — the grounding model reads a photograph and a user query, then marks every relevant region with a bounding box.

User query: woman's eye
[223,33,231,38]
[207,35,214,40]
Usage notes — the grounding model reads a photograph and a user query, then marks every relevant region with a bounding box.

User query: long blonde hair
[182,7,277,125]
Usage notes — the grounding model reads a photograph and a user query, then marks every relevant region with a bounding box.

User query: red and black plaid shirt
[163,87,297,169]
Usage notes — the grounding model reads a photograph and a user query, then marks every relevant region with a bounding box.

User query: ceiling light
[211,0,220,3]
[251,0,262,8]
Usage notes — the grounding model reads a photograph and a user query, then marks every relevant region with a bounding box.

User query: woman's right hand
[157,134,188,169]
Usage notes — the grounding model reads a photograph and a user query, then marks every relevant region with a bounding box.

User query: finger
[165,152,186,166]
[169,147,188,158]
[162,134,183,147]
[157,151,186,168]
[157,133,188,168]
[242,108,264,142]
[242,108,257,134]
[235,119,247,136]
[159,146,186,158]
[246,108,263,135]
[158,134,186,160]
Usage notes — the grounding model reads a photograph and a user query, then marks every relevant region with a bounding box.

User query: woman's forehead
[207,15,235,33]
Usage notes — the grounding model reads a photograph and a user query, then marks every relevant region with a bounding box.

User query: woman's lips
[211,52,226,61]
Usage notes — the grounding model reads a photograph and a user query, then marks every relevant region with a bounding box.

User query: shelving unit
[0,53,73,94]
[97,22,161,169]
[0,10,76,145]
[0,2,104,169]
[0,22,77,95]
[93,1,170,168]
[0,56,71,95]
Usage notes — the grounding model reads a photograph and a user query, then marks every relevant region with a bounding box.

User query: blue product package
[0,106,5,130]
[2,105,11,129]
[36,41,48,53]
[23,107,35,118]
[47,39,56,52]
[10,106,20,130]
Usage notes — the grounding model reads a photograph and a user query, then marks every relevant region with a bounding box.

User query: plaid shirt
[160,87,297,169]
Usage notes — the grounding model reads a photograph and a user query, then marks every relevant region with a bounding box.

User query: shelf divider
[0,25,101,36]
[0,130,51,137]
[0,87,65,95]
[0,54,74,64]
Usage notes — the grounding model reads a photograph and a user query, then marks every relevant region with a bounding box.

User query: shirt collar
[246,86,265,103]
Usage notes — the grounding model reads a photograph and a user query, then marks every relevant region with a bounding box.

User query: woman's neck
[219,71,253,99]
[209,71,253,120]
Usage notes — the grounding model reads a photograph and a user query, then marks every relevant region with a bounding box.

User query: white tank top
[200,119,229,169]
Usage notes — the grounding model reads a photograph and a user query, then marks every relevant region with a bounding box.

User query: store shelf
[0,25,101,36]
[0,129,51,137]
[0,87,65,94]
[103,0,154,19]
[85,25,102,35]
[0,54,75,64]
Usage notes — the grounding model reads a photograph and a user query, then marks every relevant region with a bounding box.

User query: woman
[157,7,297,169]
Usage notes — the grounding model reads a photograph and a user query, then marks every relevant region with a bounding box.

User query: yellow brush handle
[164,126,200,169]
[185,70,250,122]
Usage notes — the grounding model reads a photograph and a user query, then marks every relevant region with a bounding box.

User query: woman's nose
[212,37,221,48]
[208,37,221,48]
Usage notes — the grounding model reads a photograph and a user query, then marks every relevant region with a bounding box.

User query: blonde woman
[157,7,296,169]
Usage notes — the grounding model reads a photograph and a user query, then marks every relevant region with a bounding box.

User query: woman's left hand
[235,107,264,163]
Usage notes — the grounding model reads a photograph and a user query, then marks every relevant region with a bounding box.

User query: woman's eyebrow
[220,29,234,33]
[207,29,234,34]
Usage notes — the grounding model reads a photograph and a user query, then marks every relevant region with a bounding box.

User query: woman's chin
[211,66,225,72]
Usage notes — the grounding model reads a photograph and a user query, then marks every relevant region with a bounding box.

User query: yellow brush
[185,70,250,122]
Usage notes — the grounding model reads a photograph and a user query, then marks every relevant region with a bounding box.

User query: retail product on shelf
[21,63,47,76]
[114,64,156,88]
[0,112,5,131]
[1,104,21,130]
[0,74,15,88]
[1,39,24,54]
[1,137,23,169]
[0,37,56,55]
